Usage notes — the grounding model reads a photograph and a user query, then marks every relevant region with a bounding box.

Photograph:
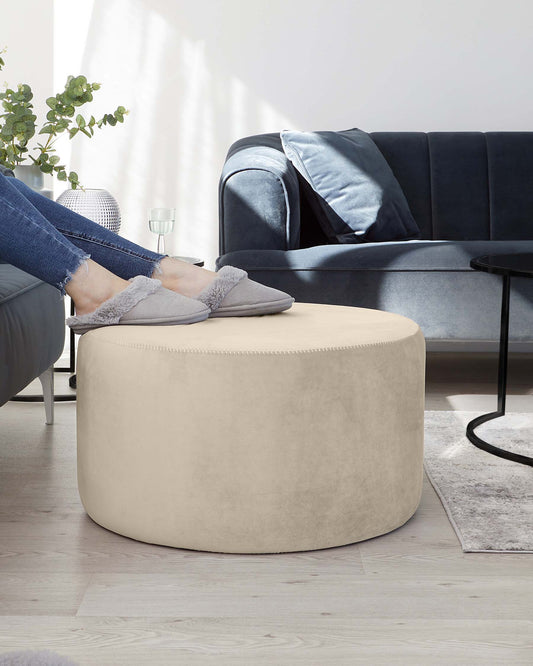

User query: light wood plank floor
[1,353,532,665]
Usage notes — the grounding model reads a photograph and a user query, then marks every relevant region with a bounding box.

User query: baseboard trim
[426,340,533,353]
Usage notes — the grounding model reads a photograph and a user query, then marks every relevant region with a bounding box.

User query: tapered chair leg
[38,366,54,425]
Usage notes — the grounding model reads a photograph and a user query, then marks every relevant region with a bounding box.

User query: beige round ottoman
[76,303,425,553]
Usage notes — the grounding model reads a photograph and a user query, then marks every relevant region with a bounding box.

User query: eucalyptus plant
[0,49,127,188]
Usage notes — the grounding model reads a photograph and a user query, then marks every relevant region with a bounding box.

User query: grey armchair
[0,261,65,424]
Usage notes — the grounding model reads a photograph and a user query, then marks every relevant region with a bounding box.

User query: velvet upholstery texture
[76,303,425,554]
[0,262,65,406]
[218,132,533,342]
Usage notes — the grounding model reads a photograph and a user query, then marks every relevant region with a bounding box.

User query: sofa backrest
[224,131,533,245]
[371,132,533,241]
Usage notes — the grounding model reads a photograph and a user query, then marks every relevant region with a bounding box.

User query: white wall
[6,1,533,266]
[0,2,54,166]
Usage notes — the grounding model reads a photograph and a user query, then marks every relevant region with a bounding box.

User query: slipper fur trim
[196,265,247,311]
[66,276,162,328]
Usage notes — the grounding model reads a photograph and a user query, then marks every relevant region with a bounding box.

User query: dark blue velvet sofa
[217,132,533,344]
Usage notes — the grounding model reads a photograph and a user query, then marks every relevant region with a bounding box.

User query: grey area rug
[424,411,533,553]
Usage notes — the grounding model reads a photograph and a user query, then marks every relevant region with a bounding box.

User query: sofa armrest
[219,142,301,254]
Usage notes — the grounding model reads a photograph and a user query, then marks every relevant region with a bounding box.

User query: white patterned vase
[56,188,121,233]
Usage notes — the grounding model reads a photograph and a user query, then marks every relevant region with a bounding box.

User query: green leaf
[46,96,57,109]
[56,169,67,181]
[18,84,33,101]
[76,114,86,128]
[55,119,70,131]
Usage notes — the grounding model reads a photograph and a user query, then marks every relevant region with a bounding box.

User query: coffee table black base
[466,262,532,467]
[466,411,533,467]
[11,394,76,403]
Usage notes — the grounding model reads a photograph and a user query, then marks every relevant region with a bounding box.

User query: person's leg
[4,174,293,319]
[8,176,164,279]
[7,177,217,295]
[0,172,130,313]
[64,259,131,315]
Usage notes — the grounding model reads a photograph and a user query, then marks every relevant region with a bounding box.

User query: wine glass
[149,207,175,254]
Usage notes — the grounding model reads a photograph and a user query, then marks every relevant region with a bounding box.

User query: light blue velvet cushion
[280,129,420,244]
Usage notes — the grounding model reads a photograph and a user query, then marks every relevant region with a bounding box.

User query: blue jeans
[0,172,164,294]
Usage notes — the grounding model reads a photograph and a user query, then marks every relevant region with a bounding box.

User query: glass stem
[157,234,165,254]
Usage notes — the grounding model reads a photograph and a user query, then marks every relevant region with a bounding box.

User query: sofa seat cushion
[217,240,533,273]
[0,263,65,405]
[217,242,533,342]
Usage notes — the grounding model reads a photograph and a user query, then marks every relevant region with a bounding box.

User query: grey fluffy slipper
[67,275,209,334]
[196,265,294,317]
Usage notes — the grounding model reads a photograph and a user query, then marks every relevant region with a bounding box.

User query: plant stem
[38,133,56,160]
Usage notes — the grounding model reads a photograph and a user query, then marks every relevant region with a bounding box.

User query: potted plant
[0,48,127,191]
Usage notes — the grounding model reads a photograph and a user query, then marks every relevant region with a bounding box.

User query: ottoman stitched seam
[82,329,422,355]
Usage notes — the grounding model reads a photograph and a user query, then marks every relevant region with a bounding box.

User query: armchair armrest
[219,135,301,254]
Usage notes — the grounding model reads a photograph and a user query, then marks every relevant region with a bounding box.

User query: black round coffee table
[468,254,533,466]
